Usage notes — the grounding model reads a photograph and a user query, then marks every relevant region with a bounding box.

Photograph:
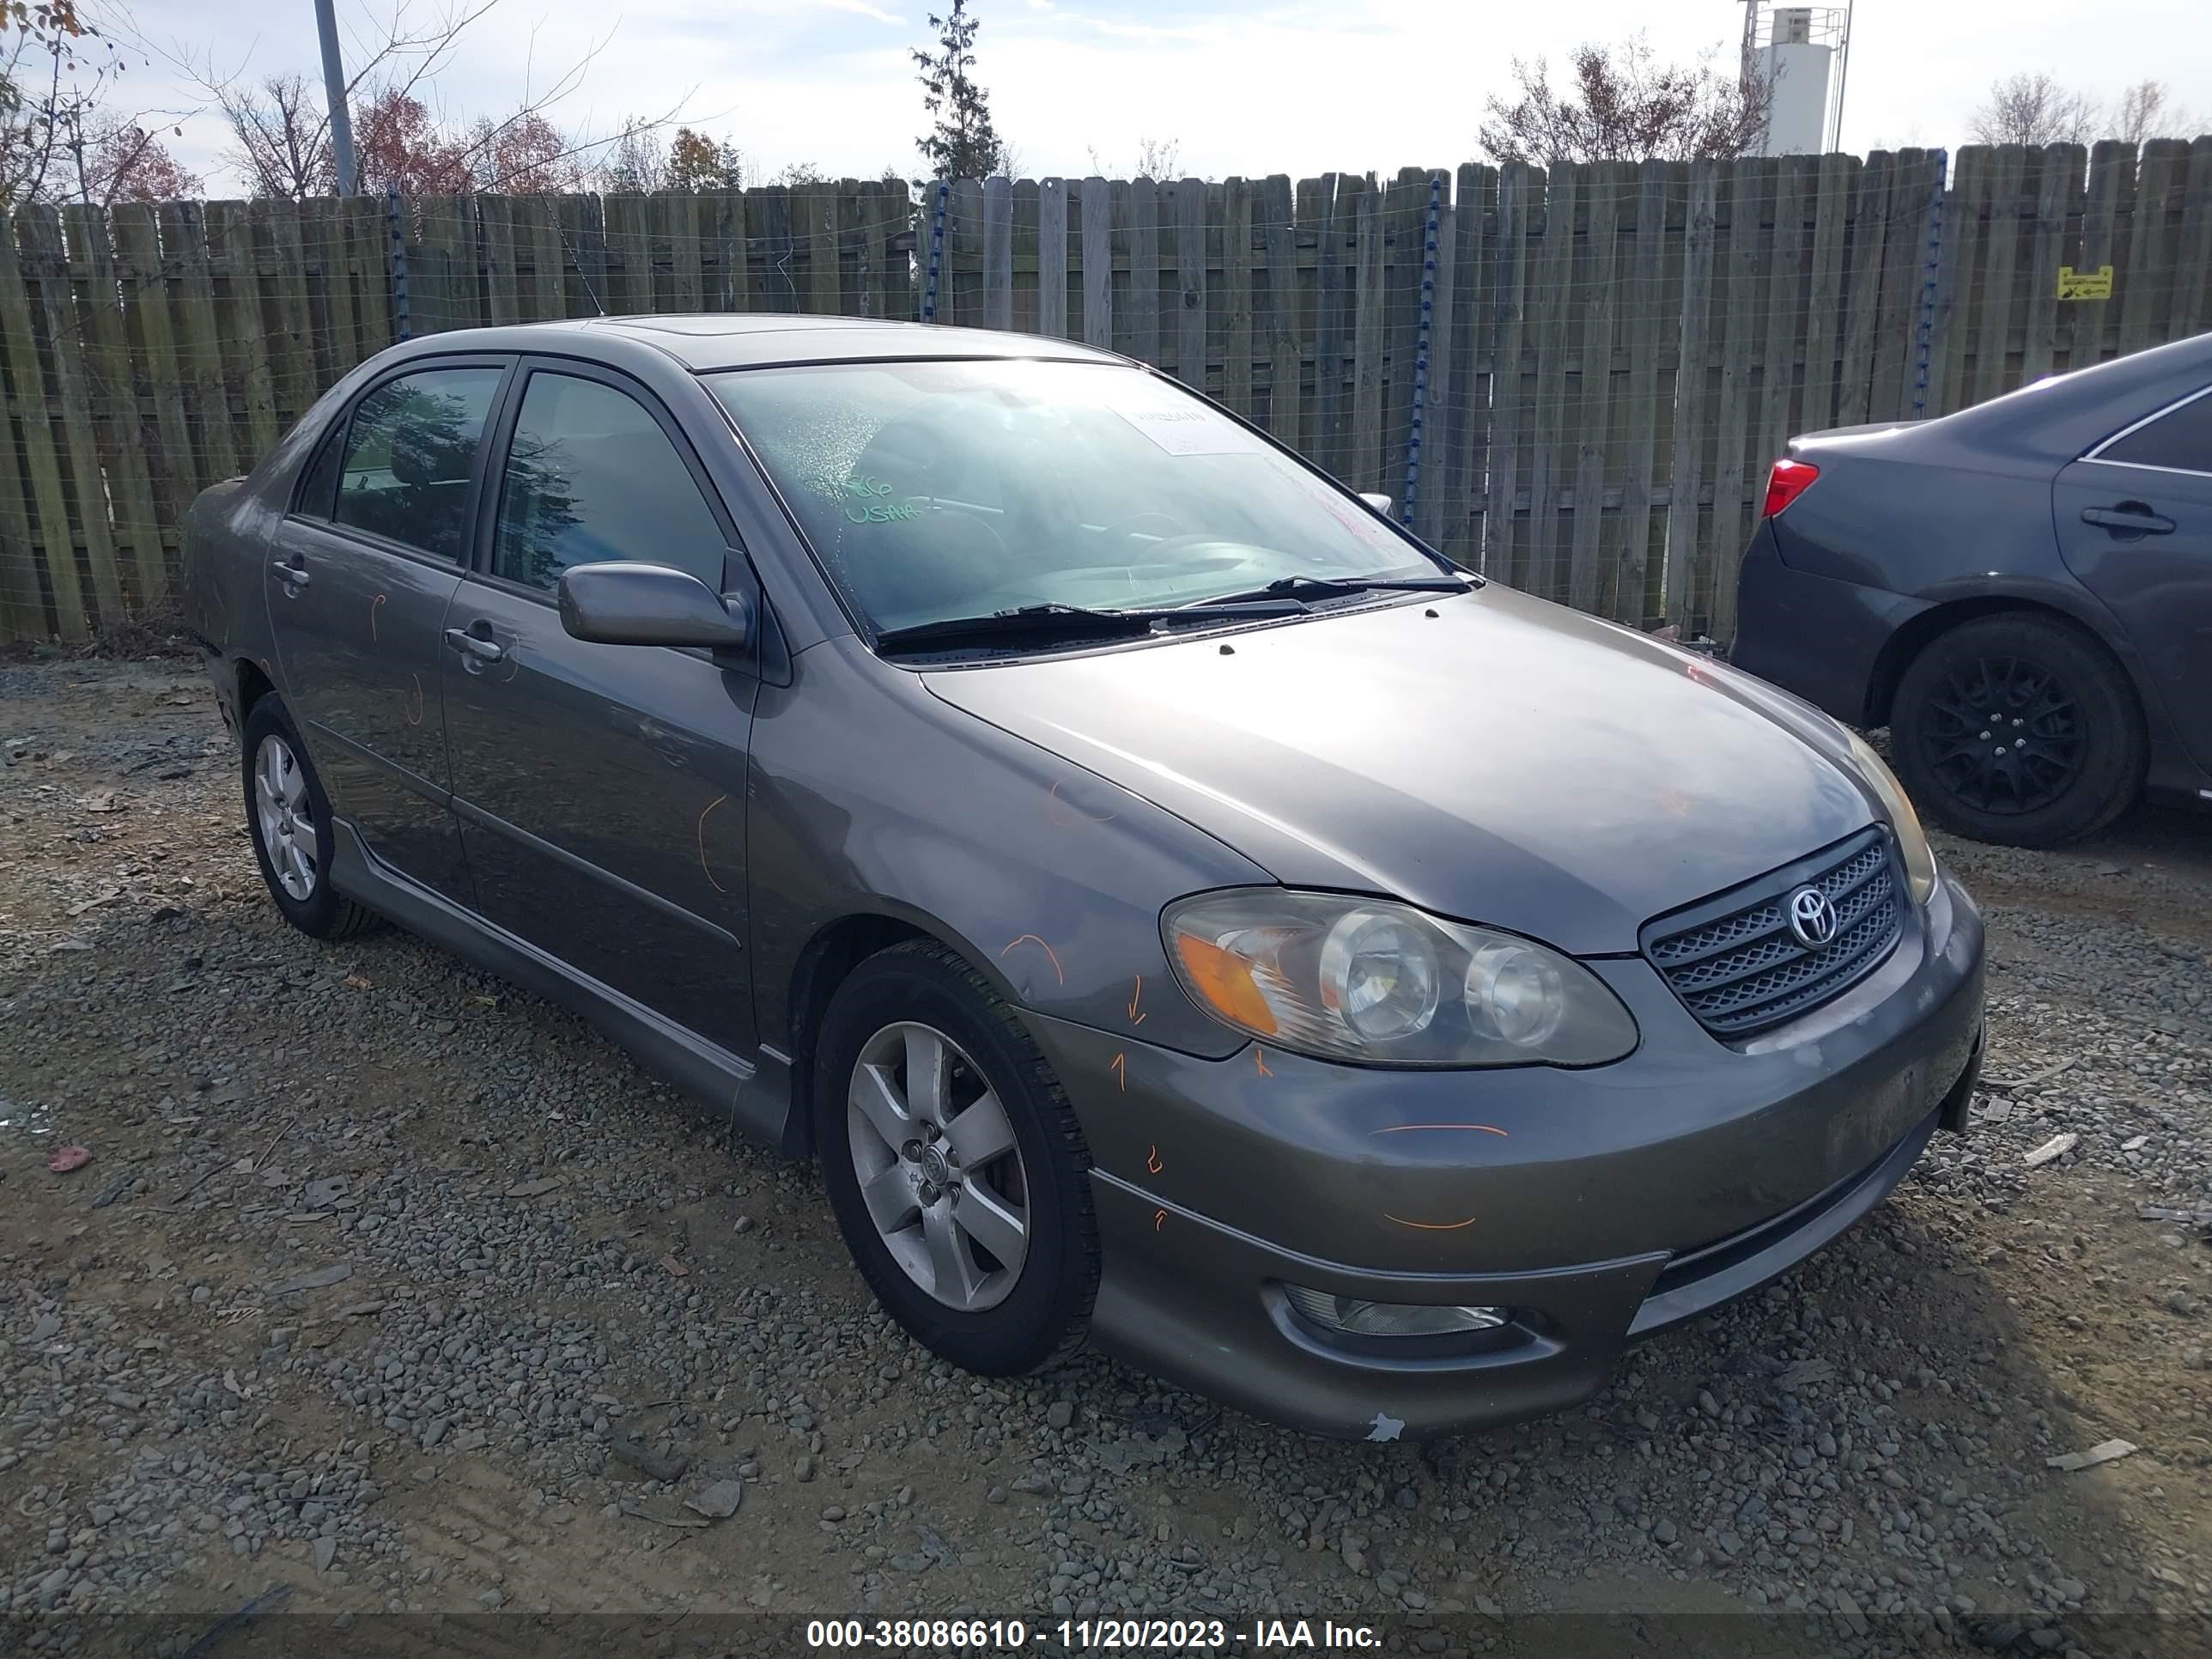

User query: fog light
[1284,1285,1508,1338]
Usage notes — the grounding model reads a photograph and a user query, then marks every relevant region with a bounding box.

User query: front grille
[1643,828,1903,1038]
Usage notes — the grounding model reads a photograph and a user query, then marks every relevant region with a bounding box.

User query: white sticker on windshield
[1114,404,1258,457]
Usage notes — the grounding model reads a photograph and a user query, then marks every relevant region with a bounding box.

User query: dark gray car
[183,316,1986,1440]
[1734,331,2212,848]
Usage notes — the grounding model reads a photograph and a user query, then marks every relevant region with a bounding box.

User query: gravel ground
[3,658,2210,1657]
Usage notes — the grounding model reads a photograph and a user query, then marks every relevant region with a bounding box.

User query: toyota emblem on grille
[1786,885,1839,949]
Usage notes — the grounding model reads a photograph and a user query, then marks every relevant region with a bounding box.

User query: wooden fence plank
[1417,193,1455,550]
[0,210,71,638]
[1171,178,1203,379]
[2070,143,2128,370]
[1038,179,1069,339]
[1662,164,1717,627]
[210,201,282,462]
[1835,151,1892,425]
[1009,179,1038,333]
[600,193,648,315]
[161,202,239,484]
[1261,174,1298,448]
[17,207,124,625]
[2177,137,2212,337]
[1970,144,2026,405]
[1079,178,1113,349]
[1442,163,1490,567]
[66,204,167,611]
[1931,148,1985,416]
[1486,166,1534,581]
[1611,161,1668,617]
[1127,178,1158,364]
[2120,140,2185,356]
[1522,165,1576,600]
[2017,144,2075,384]
[1566,164,1621,616]
[111,205,198,554]
[1802,154,1852,435]
[1347,178,1382,489]
[1311,174,1346,480]
[1222,179,1256,421]
[982,176,1013,331]
[663,191,702,312]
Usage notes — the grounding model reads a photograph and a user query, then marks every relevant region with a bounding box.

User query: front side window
[708,359,1439,635]
[2100,389,2212,474]
[333,366,503,560]
[491,373,728,595]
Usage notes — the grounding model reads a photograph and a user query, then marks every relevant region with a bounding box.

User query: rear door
[2055,385,2212,769]
[440,358,761,1054]
[264,357,510,901]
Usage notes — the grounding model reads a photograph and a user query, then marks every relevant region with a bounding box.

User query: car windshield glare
[707,359,1446,639]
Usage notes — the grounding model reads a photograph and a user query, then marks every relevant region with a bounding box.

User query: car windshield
[708,359,1448,636]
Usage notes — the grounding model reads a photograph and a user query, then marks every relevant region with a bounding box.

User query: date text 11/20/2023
[805,1618,1382,1650]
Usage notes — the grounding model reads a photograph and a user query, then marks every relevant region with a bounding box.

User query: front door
[440,362,760,1054]
[2055,384,2212,771]
[264,358,509,900]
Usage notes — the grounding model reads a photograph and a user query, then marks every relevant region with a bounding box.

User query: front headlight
[1845,731,1937,905]
[1163,890,1638,1067]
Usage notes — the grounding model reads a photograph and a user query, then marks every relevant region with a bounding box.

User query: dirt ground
[3,657,2210,1658]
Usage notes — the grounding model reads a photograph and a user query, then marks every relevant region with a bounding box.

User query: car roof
[400,313,1133,374]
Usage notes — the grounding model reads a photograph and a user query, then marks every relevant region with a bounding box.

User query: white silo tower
[1741,3,1855,155]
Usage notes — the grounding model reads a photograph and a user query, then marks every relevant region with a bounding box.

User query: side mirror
[557,562,751,650]
[1358,492,1394,516]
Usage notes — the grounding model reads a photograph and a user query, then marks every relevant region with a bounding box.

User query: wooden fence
[2,138,2209,645]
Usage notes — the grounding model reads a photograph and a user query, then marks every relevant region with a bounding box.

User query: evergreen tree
[912,1,1006,181]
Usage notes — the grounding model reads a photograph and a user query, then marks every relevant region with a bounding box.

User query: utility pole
[314,0,359,195]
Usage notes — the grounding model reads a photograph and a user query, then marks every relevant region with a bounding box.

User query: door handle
[269,557,310,590]
[2081,503,2176,536]
[443,626,507,665]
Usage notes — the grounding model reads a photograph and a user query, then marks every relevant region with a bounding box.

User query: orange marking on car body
[1146,1144,1163,1174]
[1370,1123,1510,1138]
[999,933,1065,986]
[404,673,423,726]
[696,793,730,894]
[1110,1053,1126,1091]
[1153,1208,1166,1231]
[1384,1212,1480,1231]
[1255,1048,1272,1078]
[1127,974,1146,1024]
[369,592,386,641]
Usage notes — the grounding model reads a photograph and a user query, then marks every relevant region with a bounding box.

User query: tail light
[1763,457,1820,518]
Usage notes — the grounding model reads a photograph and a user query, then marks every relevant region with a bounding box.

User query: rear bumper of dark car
[1729,521,1930,727]
[1034,867,1984,1441]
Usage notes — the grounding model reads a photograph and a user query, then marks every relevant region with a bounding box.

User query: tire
[240,695,381,940]
[813,939,1097,1376]
[1889,612,2143,848]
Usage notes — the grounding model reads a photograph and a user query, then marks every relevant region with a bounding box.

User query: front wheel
[812,940,1098,1376]
[1889,612,2143,848]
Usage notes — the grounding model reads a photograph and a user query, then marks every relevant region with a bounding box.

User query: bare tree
[2,0,191,208]
[1085,135,1189,179]
[1968,73,2100,147]
[173,0,692,198]
[2112,79,2197,149]
[1478,34,1774,167]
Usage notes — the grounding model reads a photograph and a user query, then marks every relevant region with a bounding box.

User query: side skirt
[327,818,794,1152]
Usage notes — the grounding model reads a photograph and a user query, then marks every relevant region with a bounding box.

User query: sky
[107,0,2212,192]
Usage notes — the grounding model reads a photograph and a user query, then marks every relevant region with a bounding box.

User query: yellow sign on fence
[2057,264,2114,301]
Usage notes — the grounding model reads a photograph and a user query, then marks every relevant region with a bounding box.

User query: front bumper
[1029,868,1984,1440]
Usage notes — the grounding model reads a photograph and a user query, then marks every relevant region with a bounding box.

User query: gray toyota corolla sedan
[182,314,1986,1440]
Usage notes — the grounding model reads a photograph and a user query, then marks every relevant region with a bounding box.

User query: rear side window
[295,422,344,519]
[2100,390,2212,475]
[333,367,503,559]
[490,372,728,594]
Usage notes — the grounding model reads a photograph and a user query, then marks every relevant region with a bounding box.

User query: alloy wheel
[252,733,319,901]
[1917,653,2082,816]
[846,1021,1030,1312]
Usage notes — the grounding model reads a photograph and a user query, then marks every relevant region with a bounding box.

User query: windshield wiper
[1185,573,1476,608]
[873,599,1304,654]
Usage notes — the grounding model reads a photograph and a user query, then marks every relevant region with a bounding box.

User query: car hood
[920,584,1880,955]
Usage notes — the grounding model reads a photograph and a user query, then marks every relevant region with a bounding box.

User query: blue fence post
[1400,173,1444,528]
[1911,149,1948,419]
[386,184,411,344]
[921,179,951,323]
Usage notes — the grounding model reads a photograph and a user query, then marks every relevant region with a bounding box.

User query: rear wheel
[812,940,1097,1376]
[240,696,380,939]
[1890,612,2142,848]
